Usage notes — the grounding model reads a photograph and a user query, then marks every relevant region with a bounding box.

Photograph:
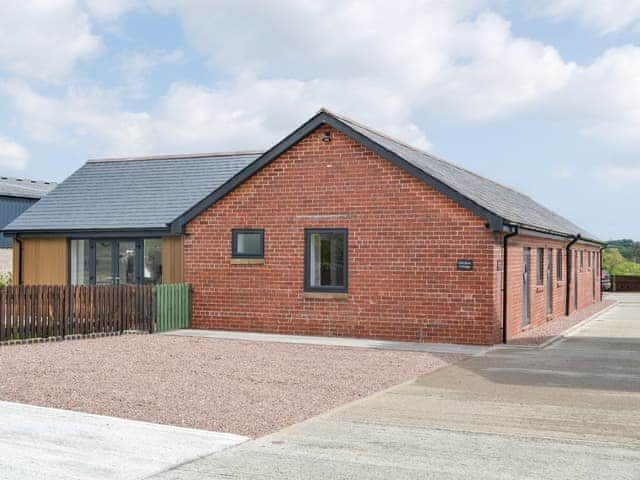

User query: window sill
[230,258,265,265]
[303,292,349,301]
[535,285,544,293]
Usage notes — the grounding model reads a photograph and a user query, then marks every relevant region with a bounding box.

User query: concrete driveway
[0,402,247,480]
[150,295,640,479]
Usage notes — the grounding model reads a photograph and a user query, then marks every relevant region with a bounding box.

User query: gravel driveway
[0,335,461,437]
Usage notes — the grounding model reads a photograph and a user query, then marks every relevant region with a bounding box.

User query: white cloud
[83,0,141,21]
[0,79,150,155]
[0,76,429,157]
[533,0,640,34]
[547,45,640,148]
[119,49,184,99]
[0,0,101,82]
[151,0,571,122]
[0,137,29,170]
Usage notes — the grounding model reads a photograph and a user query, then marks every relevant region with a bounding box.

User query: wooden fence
[612,275,640,292]
[0,285,156,342]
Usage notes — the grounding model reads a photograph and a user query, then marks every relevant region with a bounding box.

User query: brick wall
[503,236,601,339]
[185,126,501,345]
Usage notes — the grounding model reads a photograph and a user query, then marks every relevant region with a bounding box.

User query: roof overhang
[503,223,604,246]
[3,227,172,239]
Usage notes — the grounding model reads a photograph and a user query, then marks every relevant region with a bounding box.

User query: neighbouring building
[3,110,603,344]
[0,176,56,277]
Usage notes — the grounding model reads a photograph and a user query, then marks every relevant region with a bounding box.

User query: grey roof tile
[0,176,56,199]
[328,111,594,239]
[4,152,260,232]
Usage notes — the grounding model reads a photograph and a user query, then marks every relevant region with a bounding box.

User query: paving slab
[150,293,640,479]
[0,401,247,480]
[162,329,487,356]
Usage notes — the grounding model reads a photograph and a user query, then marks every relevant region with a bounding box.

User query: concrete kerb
[539,299,620,349]
[161,329,489,356]
[490,300,620,352]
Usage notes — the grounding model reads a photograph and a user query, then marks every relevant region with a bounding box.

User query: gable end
[170,112,505,233]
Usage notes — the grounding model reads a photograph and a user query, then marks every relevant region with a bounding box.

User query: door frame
[522,247,531,327]
[86,239,146,285]
[546,248,553,314]
[573,250,578,310]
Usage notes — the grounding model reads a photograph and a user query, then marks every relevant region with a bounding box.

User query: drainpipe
[565,234,581,316]
[14,236,23,285]
[502,226,519,344]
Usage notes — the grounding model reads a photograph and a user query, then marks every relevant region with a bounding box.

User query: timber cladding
[14,238,68,285]
[162,236,185,284]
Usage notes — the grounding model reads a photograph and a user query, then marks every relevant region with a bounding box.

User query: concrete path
[150,296,640,479]
[162,329,487,356]
[0,402,247,480]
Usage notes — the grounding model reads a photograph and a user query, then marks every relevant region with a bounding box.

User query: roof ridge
[322,108,531,199]
[87,150,264,164]
[0,175,57,186]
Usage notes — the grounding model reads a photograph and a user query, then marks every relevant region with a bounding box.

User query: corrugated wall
[0,196,36,248]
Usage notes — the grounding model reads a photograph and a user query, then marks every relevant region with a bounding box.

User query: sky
[1,1,639,240]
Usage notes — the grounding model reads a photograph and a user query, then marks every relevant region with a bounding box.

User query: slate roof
[4,152,261,232]
[328,111,595,239]
[0,176,56,199]
[4,109,597,241]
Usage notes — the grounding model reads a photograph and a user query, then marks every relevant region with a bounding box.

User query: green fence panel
[156,283,192,332]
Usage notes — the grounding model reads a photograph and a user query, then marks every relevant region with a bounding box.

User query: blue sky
[1,1,639,240]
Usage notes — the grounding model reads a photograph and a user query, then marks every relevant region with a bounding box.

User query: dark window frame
[231,229,265,259]
[536,247,544,285]
[69,237,161,286]
[556,248,563,281]
[304,228,348,293]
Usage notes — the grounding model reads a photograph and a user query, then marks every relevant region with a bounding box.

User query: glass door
[95,240,115,285]
[118,240,137,285]
[94,240,139,285]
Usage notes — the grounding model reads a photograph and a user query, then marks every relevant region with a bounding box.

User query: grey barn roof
[4,152,261,232]
[329,111,595,239]
[0,176,56,199]
[4,109,597,242]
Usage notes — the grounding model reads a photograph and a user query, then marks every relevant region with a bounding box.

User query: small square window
[305,229,348,293]
[232,229,264,258]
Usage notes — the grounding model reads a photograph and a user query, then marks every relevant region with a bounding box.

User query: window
[69,238,163,285]
[536,248,544,285]
[70,239,90,285]
[580,250,584,269]
[588,250,592,268]
[143,239,162,284]
[305,229,347,292]
[232,229,264,258]
[556,249,563,280]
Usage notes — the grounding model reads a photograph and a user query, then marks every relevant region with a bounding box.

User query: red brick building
[6,110,603,344]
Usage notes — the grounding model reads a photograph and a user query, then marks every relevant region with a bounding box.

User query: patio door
[546,248,553,314]
[522,248,531,326]
[93,240,139,285]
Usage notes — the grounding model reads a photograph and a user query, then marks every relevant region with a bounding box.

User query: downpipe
[565,234,581,316]
[502,226,519,344]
